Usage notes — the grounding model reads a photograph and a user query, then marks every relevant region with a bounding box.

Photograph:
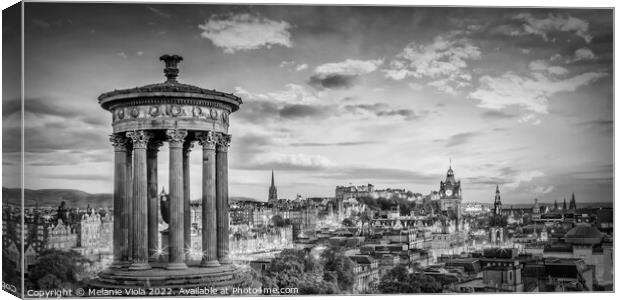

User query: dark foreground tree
[378,265,442,293]
[28,249,90,290]
[321,246,355,293]
[261,248,337,295]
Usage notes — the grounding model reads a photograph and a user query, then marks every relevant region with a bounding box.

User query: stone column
[216,133,231,264]
[126,130,152,270]
[166,129,188,270]
[124,143,133,262]
[183,140,193,259]
[110,134,128,266]
[147,140,163,261]
[196,131,219,267]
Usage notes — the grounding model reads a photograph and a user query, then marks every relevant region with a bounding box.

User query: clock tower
[438,161,462,229]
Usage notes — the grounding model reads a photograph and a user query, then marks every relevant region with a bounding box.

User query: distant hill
[229,196,263,203]
[3,187,261,208]
[2,187,113,208]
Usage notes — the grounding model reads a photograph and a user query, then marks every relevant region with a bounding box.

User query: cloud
[22,97,108,126]
[531,185,555,195]
[31,19,51,29]
[25,150,111,166]
[295,64,308,71]
[308,59,383,89]
[235,84,322,105]
[408,82,423,91]
[342,103,419,120]
[233,100,332,123]
[383,34,480,94]
[279,60,293,68]
[279,61,307,71]
[39,173,111,182]
[2,98,21,117]
[528,60,568,75]
[513,13,592,43]
[24,123,108,153]
[313,166,437,183]
[578,119,613,135]
[198,13,292,53]
[244,153,333,171]
[290,141,376,147]
[116,52,128,59]
[476,167,545,191]
[504,170,544,190]
[147,6,171,18]
[570,164,613,183]
[573,47,596,61]
[469,70,607,123]
[480,110,518,119]
[279,104,331,119]
[235,85,423,124]
[445,132,480,147]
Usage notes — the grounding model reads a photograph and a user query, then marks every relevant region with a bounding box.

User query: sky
[2,3,613,205]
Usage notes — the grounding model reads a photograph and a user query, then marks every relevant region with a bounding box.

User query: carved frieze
[112,104,229,128]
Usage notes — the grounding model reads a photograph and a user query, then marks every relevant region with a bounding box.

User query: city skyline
[2,4,613,203]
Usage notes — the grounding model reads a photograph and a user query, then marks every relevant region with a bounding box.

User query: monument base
[89,261,252,296]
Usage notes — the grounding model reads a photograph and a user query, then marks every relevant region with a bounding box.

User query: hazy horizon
[2,4,613,205]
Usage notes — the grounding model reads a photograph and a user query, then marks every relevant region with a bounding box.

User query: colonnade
[110,129,231,270]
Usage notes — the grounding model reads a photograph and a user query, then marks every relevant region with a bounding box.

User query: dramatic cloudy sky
[3,3,613,204]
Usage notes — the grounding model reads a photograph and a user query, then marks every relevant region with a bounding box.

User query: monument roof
[98,81,241,103]
[98,54,242,111]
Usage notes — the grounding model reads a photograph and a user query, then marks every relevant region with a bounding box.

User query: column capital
[215,133,231,152]
[126,130,153,149]
[196,131,216,150]
[147,140,164,152]
[110,134,129,152]
[166,129,188,148]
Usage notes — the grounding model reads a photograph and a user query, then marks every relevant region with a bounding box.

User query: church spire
[569,192,577,211]
[562,198,567,211]
[271,169,275,186]
[492,185,502,226]
[268,170,278,202]
[494,185,501,206]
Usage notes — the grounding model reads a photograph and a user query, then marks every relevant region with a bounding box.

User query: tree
[262,248,336,295]
[359,210,372,236]
[378,265,442,293]
[341,218,356,227]
[28,249,91,290]
[2,252,19,290]
[271,215,286,227]
[321,246,355,293]
[299,277,339,294]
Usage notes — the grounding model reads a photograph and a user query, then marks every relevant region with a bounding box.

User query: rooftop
[564,226,604,245]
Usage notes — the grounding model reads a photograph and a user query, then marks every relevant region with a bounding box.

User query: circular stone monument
[90,55,251,293]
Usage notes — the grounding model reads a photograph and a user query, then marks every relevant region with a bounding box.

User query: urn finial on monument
[160,54,184,83]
